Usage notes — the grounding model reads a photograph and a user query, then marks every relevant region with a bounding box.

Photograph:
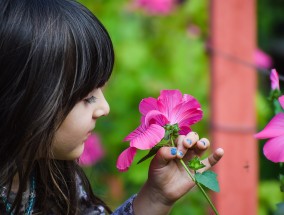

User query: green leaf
[188,156,206,171]
[195,170,220,192]
[268,89,281,101]
[137,139,169,164]
[273,99,284,114]
[280,173,284,192]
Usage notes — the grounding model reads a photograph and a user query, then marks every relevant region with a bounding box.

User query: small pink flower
[254,48,273,70]
[270,69,280,91]
[133,0,177,15]
[187,24,201,38]
[255,96,284,162]
[79,134,105,166]
[116,90,203,171]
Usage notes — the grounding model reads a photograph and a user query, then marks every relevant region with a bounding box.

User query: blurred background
[78,0,284,214]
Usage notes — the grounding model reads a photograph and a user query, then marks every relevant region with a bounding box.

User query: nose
[92,89,110,119]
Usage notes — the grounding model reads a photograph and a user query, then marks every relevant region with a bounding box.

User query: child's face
[51,88,110,160]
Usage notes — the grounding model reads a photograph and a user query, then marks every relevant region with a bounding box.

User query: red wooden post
[210,0,258,214]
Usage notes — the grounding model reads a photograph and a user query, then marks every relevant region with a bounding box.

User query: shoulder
[76,175,106,215]
[111,194,137,215]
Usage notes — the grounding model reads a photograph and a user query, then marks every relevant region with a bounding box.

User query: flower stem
[280,162,284,201]
[179,159,219,215]
[170,137,219,215]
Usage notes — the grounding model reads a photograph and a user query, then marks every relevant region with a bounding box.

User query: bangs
[63,1,114,101]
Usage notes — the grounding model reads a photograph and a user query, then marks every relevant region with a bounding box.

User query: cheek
[51,103,93,160]
[56,115,91,145]
[52,125,88,160]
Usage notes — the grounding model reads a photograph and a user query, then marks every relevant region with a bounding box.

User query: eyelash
[84,96,97,104]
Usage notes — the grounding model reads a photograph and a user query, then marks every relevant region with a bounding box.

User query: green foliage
[257,0,284,50]
[258,181,284,215]
[188,156,206,171]
[172,190,208,214]
[195,171,220,192]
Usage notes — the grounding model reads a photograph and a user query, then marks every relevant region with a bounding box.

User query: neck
[11,173,29,193]
[11,173,20,193]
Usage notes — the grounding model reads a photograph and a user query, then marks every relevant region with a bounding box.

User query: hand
[133,132,224,215]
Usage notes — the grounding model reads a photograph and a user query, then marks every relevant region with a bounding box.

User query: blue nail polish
[171,148,177,155]
[201,140,206,146]
[186,139,192,144]
[178,151,183,157]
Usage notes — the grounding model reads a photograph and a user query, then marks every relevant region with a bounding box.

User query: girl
[0,0,224,214]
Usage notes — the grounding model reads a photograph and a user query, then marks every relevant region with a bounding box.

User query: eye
[84,95,97,104]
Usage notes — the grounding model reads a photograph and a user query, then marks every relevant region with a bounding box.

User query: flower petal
[270,69,280,90]
[263,136,284,162]
[144,110,169,127]
[254,49,273,69]
[157,90,183,117]
[79,134,104,167]
[179,126,191,135]
[177,108,203,126]
[279,95,284,110]
[116,147,137,172]
[255,113,284,139]
[169,98,203,124]
[182,94,201,108]
[134,0,177,15]
[139,97,158,115]
[125,124,165,150]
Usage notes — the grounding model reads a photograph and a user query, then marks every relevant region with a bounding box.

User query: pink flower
[133,0,177,15]
[254,48,273,69]
[116,90,203,171]
[187,24,201,39]
[255,96,284,162]
[270,69,280,91]
[79,134,105,166]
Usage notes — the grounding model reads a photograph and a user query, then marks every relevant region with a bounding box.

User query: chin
[70,144,85,160]
[55,144,85,160]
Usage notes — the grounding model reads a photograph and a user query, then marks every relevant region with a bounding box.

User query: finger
[193,138,210,157]
[199,148,224,172]
[175,135,185,147]
[151,147,177,169]
[176,135,187,159]
[182,131,199,148]
[176,132,199,159]
[182,137,210,161]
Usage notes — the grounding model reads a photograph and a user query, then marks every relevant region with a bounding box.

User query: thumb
[151,147,178,169]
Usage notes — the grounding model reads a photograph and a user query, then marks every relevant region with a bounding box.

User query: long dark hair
[0,0,114,214]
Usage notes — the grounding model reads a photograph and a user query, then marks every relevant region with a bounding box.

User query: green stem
[170,136,219,215]
[180,159,219,215]
[179,158,195,182]
[280,163,284,201]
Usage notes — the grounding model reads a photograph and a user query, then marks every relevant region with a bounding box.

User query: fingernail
[186,139,192,145]
[171,148,177,155]
[200,140,206,146]
[178,151,183,157]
